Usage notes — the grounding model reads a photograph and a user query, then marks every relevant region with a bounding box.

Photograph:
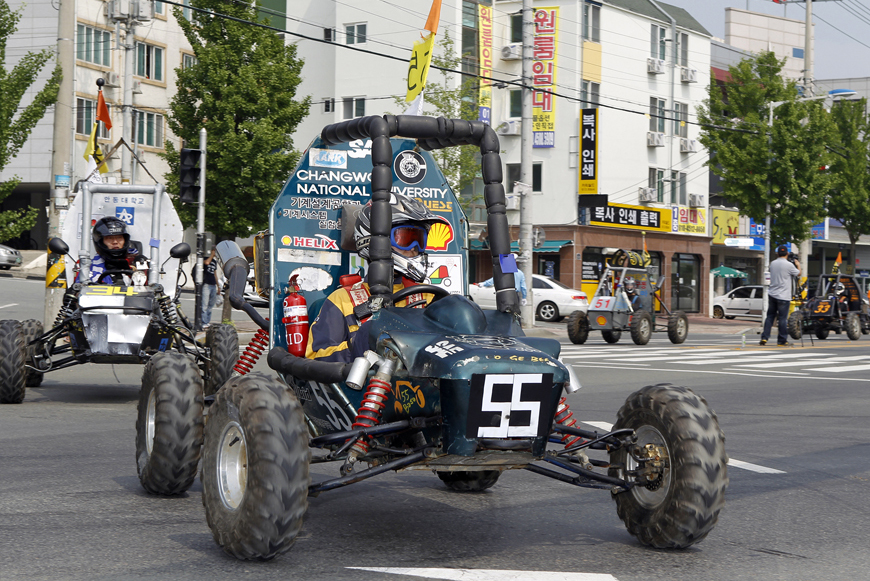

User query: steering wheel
[392,284,450,306]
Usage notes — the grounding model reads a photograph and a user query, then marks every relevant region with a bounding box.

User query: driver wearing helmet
[75,216,139,284]
[623,276,641,309]
[305,193,443,363]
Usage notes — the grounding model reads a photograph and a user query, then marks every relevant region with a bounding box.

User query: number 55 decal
[466,374,553,439]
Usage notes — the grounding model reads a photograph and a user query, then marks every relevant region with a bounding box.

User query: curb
[0,271,46,281]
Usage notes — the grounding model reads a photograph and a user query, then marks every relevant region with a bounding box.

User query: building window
[649,97,666,133]
[670,171,687,205]
[581,81,599,107]
[135,110,164,147]
[155,1,164,16]
[323,98,335,113]
[650,24,666,60]
[506,162,543,193]
[136,42,164,81]
[324,28,334,42]
[583,3,600,43]
[676,32,688,67]
[674,102,688,137]
[77,24,111,67]
[182,0,191,21]
[510,13,522,43]
[345,23,367,45]
[649,167,664,203]
[342,97,365,119]
[76,98,111,138]
[509,89,522,118]
[181,53,197,70]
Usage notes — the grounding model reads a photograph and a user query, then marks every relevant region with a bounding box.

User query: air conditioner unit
[501,43,522,61]
[689,193,706,207]
[680,138,698,153]
[106,0,130,21]
[132,80,143,94]
[647,58,665,74]
[134,0,154,21]
[647,131,665,147]
[496,120,521,136]
[102,72,121,88]
[681,67,698,83]
[639,187,657,203]
[505,195,521,210]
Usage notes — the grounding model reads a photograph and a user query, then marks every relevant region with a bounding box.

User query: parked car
[0,243,23,270]
[712,285,763,319]
[469,274,588,322]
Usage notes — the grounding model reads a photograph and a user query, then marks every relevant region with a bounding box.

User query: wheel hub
[627,427,671,507]
[146,390,156,456]
[218,421,248,510]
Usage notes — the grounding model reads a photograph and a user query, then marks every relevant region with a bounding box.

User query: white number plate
[466,374,553,439]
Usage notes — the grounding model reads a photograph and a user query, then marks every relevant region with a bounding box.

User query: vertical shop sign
[478,4,493,124]
[579,108,597,194]
[532,7,559,148]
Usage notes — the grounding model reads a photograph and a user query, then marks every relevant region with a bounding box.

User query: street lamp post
[761,89,856,325]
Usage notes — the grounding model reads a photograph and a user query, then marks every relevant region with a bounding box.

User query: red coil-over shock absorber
[233,323,269,375]
[554,397,586,448]
[347,354,398,459]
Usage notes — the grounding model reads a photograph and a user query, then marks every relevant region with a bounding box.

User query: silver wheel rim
[540,304,555,320]
[641,317,651,338]
[218,421,247,510]
[627,425,671,508]
[146,389,156,456]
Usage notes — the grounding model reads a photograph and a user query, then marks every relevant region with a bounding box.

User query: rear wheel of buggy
[845,312,861,341]
[609,384,728,549]
[22,319,44,387]
[629,310,652,345]
[816,326,829,340]
[202,373,310,561]
[567,311,589,344]
[136,352,204,495]
[205,324,238,396]
[602,329,621,344]
[788,311,803,340]
[437,470,500,492]
[667,311,689,344]
[0,320,26,404]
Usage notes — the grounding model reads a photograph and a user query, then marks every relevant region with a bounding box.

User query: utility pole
[44,0,76,326]
[518,0,534,327]
[122,15,136,183]
[799,0,814,279]
[193,128,207,331]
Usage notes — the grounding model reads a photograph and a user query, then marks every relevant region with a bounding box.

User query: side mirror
[48,237,69,256]
[169,242,191,260]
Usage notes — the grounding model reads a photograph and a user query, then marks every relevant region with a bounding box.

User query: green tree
[698,51,835,250]
[0,0,61,243]
[827,99,870,271]
[161,0,309,239]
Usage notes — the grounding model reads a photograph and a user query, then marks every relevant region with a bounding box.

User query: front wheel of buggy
[136,352,204,495]
[630,310,653,345]
[437,470,500,492]
[788,311,803,340]
[667,311,689,344]
[845,312,861,341]
[602,329,621,344]
[205,324,238,396]
[22,319,44,387]
[567,311,589,344]
[609,384,728,549]
[202,373,310,561]
[816,326,829,340]
[0,320,26,404]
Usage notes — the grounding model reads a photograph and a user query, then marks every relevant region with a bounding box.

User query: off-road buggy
[0,183,238,495]
[788,273,870,341]
[566,258,689,345]
[201,115,727,561]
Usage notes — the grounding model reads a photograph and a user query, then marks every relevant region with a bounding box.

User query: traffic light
[179,148,202,204]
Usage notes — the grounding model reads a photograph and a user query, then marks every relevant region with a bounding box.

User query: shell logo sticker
[426,221,454,251]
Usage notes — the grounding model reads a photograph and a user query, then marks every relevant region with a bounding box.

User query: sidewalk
[0,250,44,280]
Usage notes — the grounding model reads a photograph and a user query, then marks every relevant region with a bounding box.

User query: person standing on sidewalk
[760,245,800,346]
[201,247,221,329]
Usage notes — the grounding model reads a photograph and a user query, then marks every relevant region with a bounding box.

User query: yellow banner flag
[405,32,435,103]
[83,122,108,181]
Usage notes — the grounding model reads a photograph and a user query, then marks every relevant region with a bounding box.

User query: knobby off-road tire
[609,383,728,549]
[815,326,830,340]
[205,323,238,396]
[0,320,26,404]
[630,310,653,345]
[788,311,803,340]
[845,312,861,341]
[602,329,622,344]
[202,373,310,561]
[437,470,500,492]
[136,352,204,495]
[712,306,724,319]
[567,311,589,345]
[22,319,44,387]
[667,311,689,344]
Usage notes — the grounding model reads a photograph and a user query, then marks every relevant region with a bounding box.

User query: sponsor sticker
[393,151,427,185]
[309,148,347,169]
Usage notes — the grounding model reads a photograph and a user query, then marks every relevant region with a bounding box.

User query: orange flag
[424,0,443,35]
[96,90,112,131]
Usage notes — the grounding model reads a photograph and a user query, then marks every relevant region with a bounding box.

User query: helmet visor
[391,225,427,252]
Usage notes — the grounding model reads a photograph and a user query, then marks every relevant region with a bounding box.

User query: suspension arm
[308,450,427,496]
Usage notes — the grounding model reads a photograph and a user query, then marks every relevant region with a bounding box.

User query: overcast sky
[660,0,870,79]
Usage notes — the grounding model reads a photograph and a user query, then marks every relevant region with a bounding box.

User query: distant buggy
[788,273,870,341]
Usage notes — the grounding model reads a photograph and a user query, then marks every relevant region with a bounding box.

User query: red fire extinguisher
[282,275,308,357]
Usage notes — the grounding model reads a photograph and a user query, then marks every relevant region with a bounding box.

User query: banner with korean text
[590,203,672,232]
[532,7,558,148]
[478,4,493,124]
[579,108,597,194]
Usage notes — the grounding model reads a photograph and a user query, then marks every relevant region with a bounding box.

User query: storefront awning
[469,240,572,252]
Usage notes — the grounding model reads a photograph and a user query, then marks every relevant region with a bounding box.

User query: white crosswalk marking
[735,355,870,368]
[348,568,619,581]
[807,363,870,372]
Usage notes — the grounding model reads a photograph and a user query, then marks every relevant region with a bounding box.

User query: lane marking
[347,568,619,581]
[735,356,870,368]
[807,363,870,372]
[583,421,613,431]
[0,303,18,309]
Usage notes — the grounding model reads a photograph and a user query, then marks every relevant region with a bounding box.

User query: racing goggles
[390,225,428,252]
